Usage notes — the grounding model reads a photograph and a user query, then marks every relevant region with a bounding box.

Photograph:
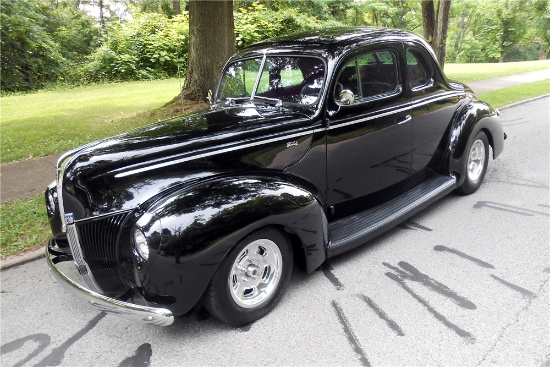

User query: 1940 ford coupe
[46,27,505,327]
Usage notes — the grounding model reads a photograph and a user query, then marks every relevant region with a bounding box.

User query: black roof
[232,27,432,61]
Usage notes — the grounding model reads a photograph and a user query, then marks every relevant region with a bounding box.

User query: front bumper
[46,240,174,326]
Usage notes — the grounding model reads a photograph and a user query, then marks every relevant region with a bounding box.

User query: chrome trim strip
[327,91,463,131]
[72,209,132,225]
[46,246,174,326]
[115,128,316,178]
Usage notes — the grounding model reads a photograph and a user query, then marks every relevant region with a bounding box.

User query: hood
[60,104,315,218]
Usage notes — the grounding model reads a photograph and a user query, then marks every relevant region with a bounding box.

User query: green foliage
[360,0,421,30]
[0,0,99,92]
[83,12,189,82]
[447,0,546,63]
[0,195,50,258]
[234,1,343,48]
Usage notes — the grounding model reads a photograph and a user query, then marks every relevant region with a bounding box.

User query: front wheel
[456,131,489,195]
[203,227,293,326]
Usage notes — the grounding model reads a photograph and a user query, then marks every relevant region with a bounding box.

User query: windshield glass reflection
[218,56,325,107]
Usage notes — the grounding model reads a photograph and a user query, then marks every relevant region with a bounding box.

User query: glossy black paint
[46,27,504,318]
[130,176,326,314]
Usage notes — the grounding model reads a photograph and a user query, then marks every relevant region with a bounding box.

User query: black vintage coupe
[46,27,505,327]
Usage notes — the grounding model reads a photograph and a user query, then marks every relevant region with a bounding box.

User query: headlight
[133,229,149,260]
[45,181,57,216]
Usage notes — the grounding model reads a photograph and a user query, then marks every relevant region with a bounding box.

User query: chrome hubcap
[467,139,485,182]
[229,239,282,308]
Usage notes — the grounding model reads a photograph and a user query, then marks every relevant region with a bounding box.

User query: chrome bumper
[46,242,174,326]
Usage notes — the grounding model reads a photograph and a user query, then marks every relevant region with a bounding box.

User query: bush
[234,2,343,48]
[83,12,189,83]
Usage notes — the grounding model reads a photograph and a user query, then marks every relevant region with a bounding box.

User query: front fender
[134,174,327,315]
[447,100,503,185]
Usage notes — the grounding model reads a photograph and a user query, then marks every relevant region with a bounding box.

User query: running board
[327,174,457,257]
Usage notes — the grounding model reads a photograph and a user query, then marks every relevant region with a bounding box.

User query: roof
[232,27,432,61]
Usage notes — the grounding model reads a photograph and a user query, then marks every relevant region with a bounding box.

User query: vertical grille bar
[66,224,103,293]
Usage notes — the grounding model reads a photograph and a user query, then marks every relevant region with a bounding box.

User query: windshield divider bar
[250,54,266,100]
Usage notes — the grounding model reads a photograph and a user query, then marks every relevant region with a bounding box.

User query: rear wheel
[203,227,293,326]
[456,131,489,195]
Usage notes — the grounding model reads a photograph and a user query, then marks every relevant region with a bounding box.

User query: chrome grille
[76,212,129,295]
[67,224,103,293]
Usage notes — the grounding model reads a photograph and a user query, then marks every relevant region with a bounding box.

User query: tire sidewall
[207,227,293,326]
[458,131,489,195]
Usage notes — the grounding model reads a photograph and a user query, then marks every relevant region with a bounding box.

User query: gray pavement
[0,153,60,203]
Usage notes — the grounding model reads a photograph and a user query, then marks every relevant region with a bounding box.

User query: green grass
[477,79,550,108]
[445,60,550,83]
[0,78,182,163]
[0,194,50,258]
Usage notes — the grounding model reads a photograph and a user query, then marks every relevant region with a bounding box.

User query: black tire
[202,227,293,326]
[456,131,489,195]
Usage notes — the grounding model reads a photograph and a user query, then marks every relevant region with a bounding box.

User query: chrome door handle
[397,115,412,125]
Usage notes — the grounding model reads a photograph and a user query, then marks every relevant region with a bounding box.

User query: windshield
[217,56,325,106]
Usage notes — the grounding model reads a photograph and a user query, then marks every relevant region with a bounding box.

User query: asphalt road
[1,97,549,367]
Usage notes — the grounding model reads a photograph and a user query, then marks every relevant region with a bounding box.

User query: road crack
[476,275,550,366]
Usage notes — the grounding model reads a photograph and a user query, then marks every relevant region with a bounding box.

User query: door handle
[396,114,412,125]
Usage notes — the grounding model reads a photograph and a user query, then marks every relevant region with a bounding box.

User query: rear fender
[446,100,503,186]
[133,174,327,315]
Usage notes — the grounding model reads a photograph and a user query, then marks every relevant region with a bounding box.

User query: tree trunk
[173,0,181,15]
[433,0,451,68]
[98,0,105,31]
[182,0,235,102]
[421,0,435,43]
[539,41,548,60]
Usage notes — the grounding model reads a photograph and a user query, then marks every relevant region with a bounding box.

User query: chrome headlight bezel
[133,228,150,261]
[45,181,57,216]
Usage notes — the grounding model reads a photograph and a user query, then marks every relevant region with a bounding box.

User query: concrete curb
[1,247,46,271]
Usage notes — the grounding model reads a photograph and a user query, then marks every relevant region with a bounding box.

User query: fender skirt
[133,175,327,316]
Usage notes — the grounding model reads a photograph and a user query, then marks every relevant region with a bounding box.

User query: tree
[530,0,550,59]
[181,1,235,102]
[421,0,452,67]
[0,0,99,92]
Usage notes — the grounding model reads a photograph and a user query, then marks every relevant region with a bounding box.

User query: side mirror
[338,89,355,105]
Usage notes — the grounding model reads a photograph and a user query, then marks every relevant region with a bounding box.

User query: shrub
[83,12,189,83]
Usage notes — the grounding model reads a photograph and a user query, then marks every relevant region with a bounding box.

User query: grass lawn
[478,79,550,108]
[444,60,550,83]
[0,194,50,258]
[1,78,182,163]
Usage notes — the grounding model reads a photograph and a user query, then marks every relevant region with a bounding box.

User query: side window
[334,50,400,103]
[406,50,433,90]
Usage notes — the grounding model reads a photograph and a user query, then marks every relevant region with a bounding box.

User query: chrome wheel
[467,139,486,182]
[228,239,282,309]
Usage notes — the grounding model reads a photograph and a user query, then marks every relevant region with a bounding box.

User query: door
[406,45,463,176]
[327,46,412,218]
